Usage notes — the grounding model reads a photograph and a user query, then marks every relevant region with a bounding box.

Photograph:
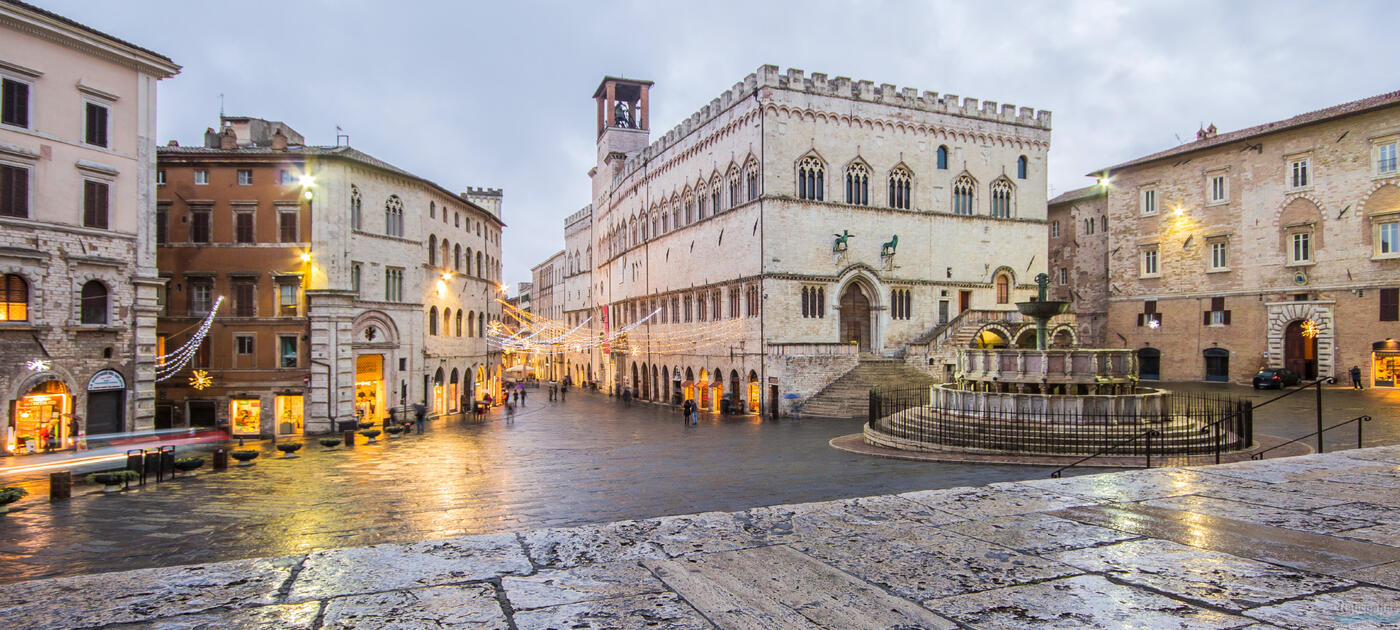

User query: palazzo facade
[1087,92,1400,386]
[548,66,1052,415]
[157,117,505,436]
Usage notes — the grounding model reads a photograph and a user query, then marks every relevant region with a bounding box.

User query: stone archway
[1284,321,1318,379]
[1266,301,1334,378]
[839,283,873,352]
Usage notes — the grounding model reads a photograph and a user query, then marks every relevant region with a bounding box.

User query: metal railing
[868,387,1251,460]
[1050,430,1159,478]
[1251,414,1372,460]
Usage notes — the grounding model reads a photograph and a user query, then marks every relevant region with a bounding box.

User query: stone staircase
[796,357,936,419]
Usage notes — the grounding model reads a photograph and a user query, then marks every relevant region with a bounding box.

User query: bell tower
[592,76,653,199]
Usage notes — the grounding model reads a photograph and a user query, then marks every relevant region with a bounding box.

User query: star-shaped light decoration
[1300,319,1320,339]
[189,369,213,390]
[26,358,51,372]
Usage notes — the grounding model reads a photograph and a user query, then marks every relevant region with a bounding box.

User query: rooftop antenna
[219,93,224,118]
[336,124,349,147]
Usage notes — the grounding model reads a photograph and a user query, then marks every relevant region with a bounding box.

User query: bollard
[50,471,71,501]
[212,448,228,470]
[343,429,357,447]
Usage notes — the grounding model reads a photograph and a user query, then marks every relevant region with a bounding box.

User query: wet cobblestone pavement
[4,446,1400,629]
[0,390,1062,584]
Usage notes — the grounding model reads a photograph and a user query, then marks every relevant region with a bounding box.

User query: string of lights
[154,296,223,382]
[487,298,746,355]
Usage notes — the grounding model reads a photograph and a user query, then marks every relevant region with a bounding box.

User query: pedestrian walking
[690,400,698,425]
[560,384,567,402]
[413,402,427,434]
[550,383,557,401]
[681,399,693,425]
[506,401,516,423]
[1350,365,1363,389]
[520,388,527,406]
[622,387,632,406]
[513,390,519,405]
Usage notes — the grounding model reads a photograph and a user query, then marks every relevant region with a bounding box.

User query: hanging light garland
[155,296,223,382]
[487,298,744,355]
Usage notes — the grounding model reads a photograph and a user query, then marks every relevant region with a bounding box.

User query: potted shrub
[88,470,139,492]
[0,487,28,514]
[319,437,341,448]
[384,424,404,437]
[358,428,381,442]
[357,419,376,430]
[230,449,261,466]
[173,456,205,477]
[275,442,303,458]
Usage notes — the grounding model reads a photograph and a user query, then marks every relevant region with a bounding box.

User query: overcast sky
[42,0,1398,291]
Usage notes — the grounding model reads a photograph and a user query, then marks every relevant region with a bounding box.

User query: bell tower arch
[592,77,654,199]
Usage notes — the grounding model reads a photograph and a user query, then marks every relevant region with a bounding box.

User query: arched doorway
[709,368,723,412]
[747,371,760,413]
[1203,348,1229,382]
[839,283,873,352]
[1137,348,1161,380]
[1285,320,1318,379]
[449,368,460,411]
[1013,328,1037,349]
[972,326,1010,349]
[432,368,445,414]
[10,379,73,453]
[640,363,650,400]
[729,370,740,412]
[651,365,659,401]
[630,362,639,395]
[684,367,695,402]
[698,369,711,409]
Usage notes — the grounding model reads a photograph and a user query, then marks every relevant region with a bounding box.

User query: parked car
[1252,368,1301,389]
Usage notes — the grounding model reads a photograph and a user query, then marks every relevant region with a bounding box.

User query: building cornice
[0,4,179,78]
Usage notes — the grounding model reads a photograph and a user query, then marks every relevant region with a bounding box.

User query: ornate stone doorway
[839,283,872,352]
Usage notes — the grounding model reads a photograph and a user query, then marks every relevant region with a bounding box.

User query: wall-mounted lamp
[299,252,312,263]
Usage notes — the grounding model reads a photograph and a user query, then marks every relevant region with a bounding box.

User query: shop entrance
[9,380,72,454]
[747,372,760,413]
[188,401,215,427]
[275,395,304,436]
[1373,340,1400,388]
[87,390,124,435]
[355,354,386,423]
[1203,348,1229,382]
[1137,348,1161,381]
[1284,320,1318,379]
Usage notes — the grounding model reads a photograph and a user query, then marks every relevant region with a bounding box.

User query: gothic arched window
[936,146,949,170]
[384,195,404,237]
[476,251,483,278]
[350,185,362,230]
[1017,155,1028,179]
[995,273,1011,304]
[710,176,722,214]
[440,239,450,268]
[990,179,1014,218]
[455,310,463,336]
[454,244,462,271]
[846,162,870,206]
[798,156,824,200]
[428,234,437,266]
[953,174,975,215]
[727,166,741,207]
[429,306,439,335]
[694,183,705,221]
[744,157,759,201]
[465,248,473,276]
[888,166,912,210]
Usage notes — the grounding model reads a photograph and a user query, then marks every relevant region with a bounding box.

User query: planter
[357,420,376,430]
[88,470,139,492]
[0,487,27,514]
[358,428,381,442]
[319,437,342,448]
[230,449,260,466]
[384,425,404,437]
[276,442,304,458]
[173,457,204,477]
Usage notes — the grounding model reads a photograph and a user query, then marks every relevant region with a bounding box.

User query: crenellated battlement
[463,186,503,197]
[564,204,592,228]
[614,64,1052,188]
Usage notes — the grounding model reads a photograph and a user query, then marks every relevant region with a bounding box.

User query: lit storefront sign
[230,399,261,436]
[87,369,126,392]
[8,380,72,455]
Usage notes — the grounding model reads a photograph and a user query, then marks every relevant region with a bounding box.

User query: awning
[681,380,694,387]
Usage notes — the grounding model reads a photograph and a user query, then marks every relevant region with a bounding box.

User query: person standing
[1350,365,1363,389]
[413,403,427,434]
[560,383,567,402]
[681,399,693,425]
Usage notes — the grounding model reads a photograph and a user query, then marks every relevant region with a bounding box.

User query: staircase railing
[1049,430,1159,478]
[1251,415,1372,460]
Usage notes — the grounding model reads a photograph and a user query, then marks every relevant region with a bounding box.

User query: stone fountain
[1015,273,1069,351]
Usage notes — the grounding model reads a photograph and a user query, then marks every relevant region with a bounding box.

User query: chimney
[1206,123,1218,138]
[1196,126,1207,141]
[203,127,219,148]
[166,140,179,147]
[271,129,288,151]
[219,127,238,150]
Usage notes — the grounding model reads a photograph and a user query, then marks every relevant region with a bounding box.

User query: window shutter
[1223,310,1231,325]
[1382,288,1400,322]
[96,183,108,228]
[1203,310,1211,326]
[1211,296,1225,311]
[83,181,95,227]
[1137,313,1144,327]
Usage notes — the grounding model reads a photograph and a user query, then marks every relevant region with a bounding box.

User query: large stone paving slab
[1029,467,1218,503]
[1052,538,1354,611]
[738,494,962,542]
[502,561,667,611]
[0,556,299,630]
[791,526,1082,601]
[511,592,713,630]
[939,512,1138,555]
[319,584,509,629]
[926,574,1251,629]
[1144,494,1375,534]
[520,520,669,569]
[646,545,957,629]
[901,482,1096,518]
[103,602,321,629]
[1242,586,1400,629]
[287,533,531,602]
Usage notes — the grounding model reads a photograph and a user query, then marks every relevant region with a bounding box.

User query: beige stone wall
[578,66,1051,410]
[1048,189,1108,346]
[1102,103,1400,384]
[0,6,177,442]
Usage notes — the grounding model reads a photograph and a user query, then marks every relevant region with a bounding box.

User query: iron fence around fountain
[867,387,1252,457]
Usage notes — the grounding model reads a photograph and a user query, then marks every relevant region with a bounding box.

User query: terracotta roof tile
[1093,89,1400,176]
